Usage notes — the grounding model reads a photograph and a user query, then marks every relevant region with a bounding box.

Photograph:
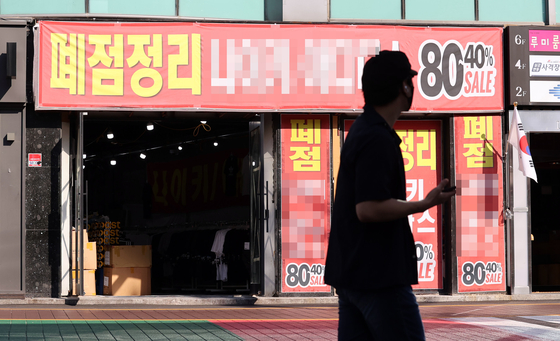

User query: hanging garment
[211,229,231,281]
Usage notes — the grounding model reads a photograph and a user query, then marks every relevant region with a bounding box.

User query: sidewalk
[1,292,560,306]
[1,300,560,340]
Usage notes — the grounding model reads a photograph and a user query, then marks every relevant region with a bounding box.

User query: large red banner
[344,119,443,290]
[455,116,505,293]
[280,114,331,293]
[37,21,503,112]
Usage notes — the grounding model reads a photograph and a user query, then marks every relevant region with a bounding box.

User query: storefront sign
[343,119,443,290]
[455,116,505,293]
[280,114,331,293]
[147,148,249,214]
[508,26,560,105]
[37,21,503,112]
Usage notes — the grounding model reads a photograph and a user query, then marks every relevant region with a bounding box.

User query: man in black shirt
[325,51,456,340]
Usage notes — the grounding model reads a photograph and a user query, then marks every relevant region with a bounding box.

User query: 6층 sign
[507,26,560,105]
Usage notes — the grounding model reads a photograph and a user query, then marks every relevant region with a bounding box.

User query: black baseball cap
[362,51,418,90]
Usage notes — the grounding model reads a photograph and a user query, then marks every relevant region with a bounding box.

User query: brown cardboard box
[104,245,152,268]
[71,229,89,245]
[72,241,97,270]
[103,267,151,296]
[72,269,96,296]
[71,230,97,270]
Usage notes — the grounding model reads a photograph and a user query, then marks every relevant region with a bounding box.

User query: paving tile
[1,302,560,340]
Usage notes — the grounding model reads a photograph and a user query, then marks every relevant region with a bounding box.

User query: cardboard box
[71,229,89,245]
[72,269,96,296]
[103,267,151,296]
[72,241,97,270]
[104,245,152,268]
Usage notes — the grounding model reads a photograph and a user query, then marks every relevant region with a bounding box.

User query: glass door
[249,118,264,294]
[71,112,85,295]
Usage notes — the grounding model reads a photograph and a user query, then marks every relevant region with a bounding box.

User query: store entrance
[80,112,262,295]
[530,132,560,292]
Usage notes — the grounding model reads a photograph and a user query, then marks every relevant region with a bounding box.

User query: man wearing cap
[325,51,455,340]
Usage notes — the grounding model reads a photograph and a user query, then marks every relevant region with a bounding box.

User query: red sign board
[28,153,42,167]
[37,21,503,112]
[455,116,505,293]
[280,114,331,293]
[343,120,443,290]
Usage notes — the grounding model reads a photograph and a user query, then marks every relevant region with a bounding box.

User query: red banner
[395,121,443,290]
[37,21,503,112]
[455,116,505,293]
[344,119,443,290]
[280,114,331,293]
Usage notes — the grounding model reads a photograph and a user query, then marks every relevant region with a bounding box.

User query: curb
[1,293,560,306]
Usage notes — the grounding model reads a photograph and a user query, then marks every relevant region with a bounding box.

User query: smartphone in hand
[442,186,456,193]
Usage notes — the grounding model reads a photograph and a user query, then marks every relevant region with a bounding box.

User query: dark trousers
[337,285,425,341]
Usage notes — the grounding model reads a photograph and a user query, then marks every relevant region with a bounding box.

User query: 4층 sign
[507,26,560,105]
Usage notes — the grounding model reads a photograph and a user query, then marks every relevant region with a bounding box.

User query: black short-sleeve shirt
[325,106,418,290]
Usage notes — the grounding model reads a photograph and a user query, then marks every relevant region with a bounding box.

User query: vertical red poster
[455,116,505,292]
[395,121,443,290]
[280,114,331,293]
[343,119,443,290]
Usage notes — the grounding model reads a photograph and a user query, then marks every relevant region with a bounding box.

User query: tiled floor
[0,302,559,340]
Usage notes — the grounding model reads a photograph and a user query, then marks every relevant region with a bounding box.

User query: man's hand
[355,178,456,223]
[422,178,456,211]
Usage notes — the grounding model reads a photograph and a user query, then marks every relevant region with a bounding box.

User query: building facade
[0,0,556,298]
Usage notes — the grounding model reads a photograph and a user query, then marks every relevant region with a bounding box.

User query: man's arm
[356,179,456,223]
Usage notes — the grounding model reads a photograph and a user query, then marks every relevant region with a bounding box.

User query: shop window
[0,0,85,14]
[406,0,474,21]
[479,0,544,22]
[89,0,175,16]
[330,0,401,20]
[179,0,264,21]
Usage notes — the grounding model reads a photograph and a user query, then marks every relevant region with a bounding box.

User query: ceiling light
[107,130,114,140]
[200,120,207,124]
[147,122,154,131]
[83,154,87,159]
[110,160,116,166]
[213,141,219,147]
[140,153,146,159]
[178,146,183,150]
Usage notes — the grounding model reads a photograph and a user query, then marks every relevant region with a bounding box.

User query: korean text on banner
[455,116,505,293]
[280,114,331,293]
[395,121,443,290]
[344,120,444,290]
[37,21,503,112]
[508,106,538,183]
